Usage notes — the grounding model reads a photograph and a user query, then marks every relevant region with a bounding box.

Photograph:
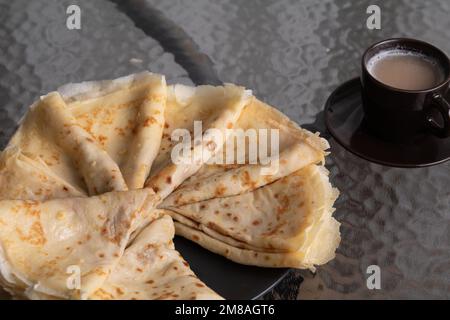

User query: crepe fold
[158,97,339,270]
[162,165,340,270]
[145,84,253,199]
[2,72,167,198]
[161,98,329,207]
[0,189,160,299]
[91,215,222,300]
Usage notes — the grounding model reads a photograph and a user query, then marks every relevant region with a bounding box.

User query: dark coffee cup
[361,38,450,142]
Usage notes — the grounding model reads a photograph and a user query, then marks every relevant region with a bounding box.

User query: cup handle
[426,93,450,138]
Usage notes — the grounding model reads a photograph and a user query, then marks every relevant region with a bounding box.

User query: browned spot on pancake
[192,235,200,241]
[277,206,287,216]
[93,288,114,299]
[101,220,127,245]
[98,135,107,146]
[195,283,205,288]
[241,170,256,189]
[214,184,227,196]
[200,204,207,210]
[233,216,239,222]
[62,186,69,192]
[214,210,219,215]
[16,222,46,246]
[115,127,126,136]
[226,122,233,129]
[136,268,143,272]
[183,261,189,267]
[98,253,105,258]
[164,123,169,129]
[143,116,157,127]
[166,176,172,184]
[116,287,124,295]
[146,280,154,284]
[173,266,178,271]
[252,220,261,226]
[28,209,40,217]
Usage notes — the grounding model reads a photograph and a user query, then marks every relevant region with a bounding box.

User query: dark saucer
[324,78,450,168]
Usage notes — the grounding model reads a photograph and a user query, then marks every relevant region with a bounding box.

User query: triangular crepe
[0,189,159,299]
[0,147,85,201]
[91,215,222,300]
[144,84,253,199]
[161,98,329,207]
[162,165,340,269]
[61,72,167,190]
[174,217,340,270]
[3,72,167,197]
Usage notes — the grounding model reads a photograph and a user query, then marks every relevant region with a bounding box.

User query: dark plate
[174,237,289,300]
[325,78,450,168]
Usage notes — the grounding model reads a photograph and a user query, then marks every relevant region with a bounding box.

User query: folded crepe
[161,98,329,207]
[144,84,253,199]
[174,217,340,270]
[60,72,167,191]
[2,72,167,198]
[91,215,222,300]
[162,165,340,270]
[158,97,338,270]
[0,189,160,299]
[0,147,85,201]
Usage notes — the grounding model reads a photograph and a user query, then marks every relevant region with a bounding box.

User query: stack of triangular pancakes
[0,72,340,299]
